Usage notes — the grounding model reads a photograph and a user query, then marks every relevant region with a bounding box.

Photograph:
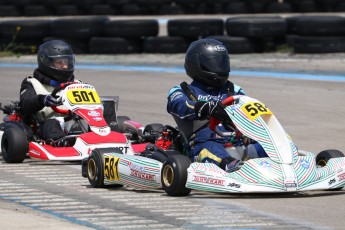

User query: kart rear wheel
[161,154,191,196]
[316,149,345,191]
[1,125,27,163]
[116,116,131,132]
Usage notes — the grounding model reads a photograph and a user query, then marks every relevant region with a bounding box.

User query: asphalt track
[0,54,345,229]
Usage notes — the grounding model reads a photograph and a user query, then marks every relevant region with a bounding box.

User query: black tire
[1,124,28,163]
[316,149,345,191]
[55,5,82,16]
[151,149,182,163]
[87,148,104,188]
[143,36,187,53]
[88,4,117,15]
[161,154,191,196]
[168,19,224,38]
[208,35,262,53]
[0,5,20,16]
[0,20,51,42]
[87,147,123,188]
[294,16,345,36]
[104,20,159,38]
[264,2,293,13]
[226,16,286,37]
[89,37,142,54]
[51,17,109,40]
[291,36,345,53]
[116,116,131,133]
[23,5,51,16]
[316,149,345,167]
[224,2,249,14]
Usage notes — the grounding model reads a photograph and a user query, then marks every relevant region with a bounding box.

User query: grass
[0,26,37,57]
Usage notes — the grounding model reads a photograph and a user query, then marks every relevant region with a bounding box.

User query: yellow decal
[67,89,101,105]
[241,102,272,120]
[104,156,120,181]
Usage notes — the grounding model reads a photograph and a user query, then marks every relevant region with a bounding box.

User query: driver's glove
[194,101,228,121]
[43,94,60,107]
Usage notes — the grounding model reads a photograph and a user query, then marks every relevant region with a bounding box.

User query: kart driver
[19,40,77,147]
[167,38,267,172]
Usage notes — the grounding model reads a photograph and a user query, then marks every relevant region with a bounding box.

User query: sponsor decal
[67,85,84,89]
[197,95,221,101]
[228,182,241,188]
[260,161,271,169]
[285,183,297,188]
[130,170,155,181]
[117,146,129,154]
[88,111,100,116]
[193,164,226,175]
[300,159,310,169]
[169,91,183,101]
[329,178,336,185]
[93,117,102,122]
[338,173,345,181]
[29,149,40,156]
[193,176,225,186]
[89,146,129,155]
[127,162,144,172]
[98,128,107,133]
[214,45,226,51]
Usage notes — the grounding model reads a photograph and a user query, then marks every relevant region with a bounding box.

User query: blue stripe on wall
[0,63,344,82]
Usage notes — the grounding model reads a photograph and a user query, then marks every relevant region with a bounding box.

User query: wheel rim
[88,158,97,180]
[317,159,327,167]
[162,165,174,187]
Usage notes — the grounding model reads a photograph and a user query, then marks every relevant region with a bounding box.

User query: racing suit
[19,69,75,142]
[167,80,266,169]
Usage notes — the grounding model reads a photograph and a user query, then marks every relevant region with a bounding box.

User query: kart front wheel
[316,149,345,167]
[87,148,124,188]
[316,149,345,191]
[87,148,105,188]
[161,154,191,196]
[1,125,27,163]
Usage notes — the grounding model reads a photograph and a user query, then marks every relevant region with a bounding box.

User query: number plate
[67,89,101,105]
[241,101,272,120]
[104,156,120,181]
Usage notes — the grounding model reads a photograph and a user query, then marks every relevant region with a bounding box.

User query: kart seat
[171,114,208,145]
[101,96,119,131]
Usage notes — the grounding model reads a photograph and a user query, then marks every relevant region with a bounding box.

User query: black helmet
[184,38,230,88]
[37,40,75,82]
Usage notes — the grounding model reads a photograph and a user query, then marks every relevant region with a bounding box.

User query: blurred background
[0,0,344,55]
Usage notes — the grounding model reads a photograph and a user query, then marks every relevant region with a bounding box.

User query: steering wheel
[51,82,77,114]
[209,96,235,131]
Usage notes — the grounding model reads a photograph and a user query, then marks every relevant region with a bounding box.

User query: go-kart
[82,94,345,196]
[0,82,154,163]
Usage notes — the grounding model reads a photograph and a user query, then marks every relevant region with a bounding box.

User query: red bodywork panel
[131,143,148,153]
[78,131,127,144]
[28,143,79,159]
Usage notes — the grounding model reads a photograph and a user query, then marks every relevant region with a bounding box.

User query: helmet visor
[47,54,75,72]
[199,53,230,74]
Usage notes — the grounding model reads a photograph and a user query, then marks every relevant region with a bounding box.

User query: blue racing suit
[167,80,266,168]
